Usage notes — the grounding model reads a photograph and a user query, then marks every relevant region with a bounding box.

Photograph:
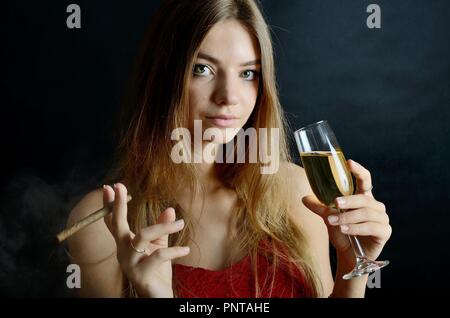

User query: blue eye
[241,70,259,81]
[193,64,212,76]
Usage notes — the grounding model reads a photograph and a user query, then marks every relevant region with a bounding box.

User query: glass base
[342,256,389,280]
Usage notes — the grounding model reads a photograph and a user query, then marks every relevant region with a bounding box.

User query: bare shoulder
[283,162,312,196]
[283,162,325,235]
[281,163,324,233]
[283,162,334,296]
[67,188,117,264]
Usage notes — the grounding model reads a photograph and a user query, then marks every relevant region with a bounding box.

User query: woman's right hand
[102,183,190,298]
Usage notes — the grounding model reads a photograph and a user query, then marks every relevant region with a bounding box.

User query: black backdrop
[1,0,449,297]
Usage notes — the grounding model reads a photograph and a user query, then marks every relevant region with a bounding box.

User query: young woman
[67,0,391,298]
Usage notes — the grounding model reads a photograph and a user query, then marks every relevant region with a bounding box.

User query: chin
[206,125,242,144]
[215,134,236,144]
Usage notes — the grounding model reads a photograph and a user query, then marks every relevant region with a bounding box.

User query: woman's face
[188,19,261,144]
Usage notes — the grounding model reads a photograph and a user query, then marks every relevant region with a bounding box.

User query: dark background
[1,0,449,297]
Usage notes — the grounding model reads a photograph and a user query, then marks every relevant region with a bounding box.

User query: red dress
[173,245,312,298]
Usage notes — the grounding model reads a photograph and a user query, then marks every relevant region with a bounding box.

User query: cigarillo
[56,194,132,243]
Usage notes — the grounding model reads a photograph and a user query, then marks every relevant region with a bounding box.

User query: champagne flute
[294,120,389,280]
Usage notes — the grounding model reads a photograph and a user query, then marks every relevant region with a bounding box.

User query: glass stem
[338,208,366,259]
[347,235,365,259]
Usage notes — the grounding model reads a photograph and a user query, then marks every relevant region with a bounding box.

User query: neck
[193,141,223,190]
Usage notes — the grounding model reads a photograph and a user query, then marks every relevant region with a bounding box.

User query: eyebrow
[197,52,261,67]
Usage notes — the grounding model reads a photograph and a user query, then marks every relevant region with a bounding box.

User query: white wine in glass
[294,120,389,280]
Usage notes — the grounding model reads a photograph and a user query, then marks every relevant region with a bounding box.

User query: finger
[102,185,114,232]
[158,207,177,223]
[340,222,392,241]
[333,194,386,213]
[302,195,338,218]
[139,246,191,270]
[112,183,131,242]
[327,208,389,226]
[302,194,355,250]
[135,219,185,244]
[347,159,373,197]
[151,207,177,247]
[129,220,185,264]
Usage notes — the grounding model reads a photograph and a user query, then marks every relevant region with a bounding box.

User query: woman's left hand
[302,159,392,265]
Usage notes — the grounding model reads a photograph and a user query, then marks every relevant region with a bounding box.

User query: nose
[213,74,239,106]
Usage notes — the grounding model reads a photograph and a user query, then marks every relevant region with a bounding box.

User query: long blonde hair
[105,0,322,297]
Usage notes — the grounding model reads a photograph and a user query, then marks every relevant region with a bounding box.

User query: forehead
[197,20,260,64]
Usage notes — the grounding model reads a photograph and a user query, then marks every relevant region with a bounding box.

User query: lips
[206,114,237,120]
[206,115,238,127]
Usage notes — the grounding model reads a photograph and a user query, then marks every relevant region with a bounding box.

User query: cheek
[188,89,204,119]
[241,89,259,122]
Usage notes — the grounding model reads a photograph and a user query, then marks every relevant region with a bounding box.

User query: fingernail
[102,185,107,190]
[113,183,117,189]
[174,219,185,227]
[336,197,346,207]
[340,225,349,232]
[182,246,190,253]
[327,215,339,225]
